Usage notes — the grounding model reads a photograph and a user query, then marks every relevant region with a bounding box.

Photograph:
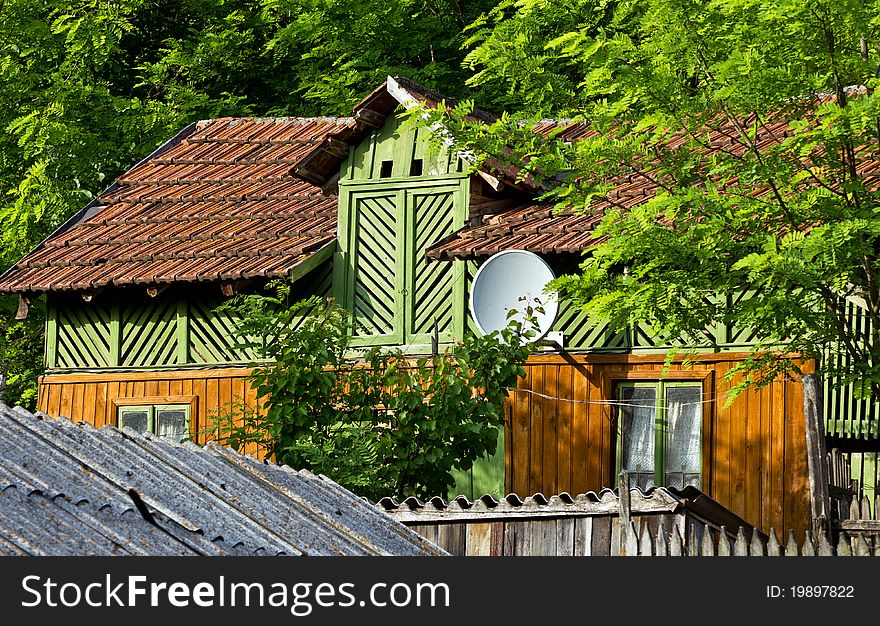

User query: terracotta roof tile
[429,92,876,260]
[427,200,605,260]
[0,117,353,293]
[5,81,867,286]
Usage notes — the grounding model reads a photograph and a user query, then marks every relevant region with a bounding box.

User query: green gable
[334,113,469,352]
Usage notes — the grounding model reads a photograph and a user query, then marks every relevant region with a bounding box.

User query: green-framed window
[616,381,702,490]
[117,404,190,441]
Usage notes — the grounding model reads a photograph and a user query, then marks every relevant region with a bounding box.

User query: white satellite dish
[469,249,559,343]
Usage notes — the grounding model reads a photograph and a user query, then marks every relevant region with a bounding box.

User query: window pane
[619,386,657,489]
[156,408,187,440]
[665,386,702,489]
[120,410,149,434]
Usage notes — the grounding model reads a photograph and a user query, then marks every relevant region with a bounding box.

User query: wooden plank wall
[37,368,262,456]
[409,512,684,556]
[507,353,813,540]
[36,352,814,539]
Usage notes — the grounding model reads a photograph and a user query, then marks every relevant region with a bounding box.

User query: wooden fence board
[591,516,611,556]
[556,518,575,556]
[574,517,592,556]
[465,523,491,556]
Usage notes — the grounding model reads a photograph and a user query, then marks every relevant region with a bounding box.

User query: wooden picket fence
[618,521,880,556]
[826,448,880,543]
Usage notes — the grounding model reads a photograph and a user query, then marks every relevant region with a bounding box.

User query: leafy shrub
[210,284,531,500]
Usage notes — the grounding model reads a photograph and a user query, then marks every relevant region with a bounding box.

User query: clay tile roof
[427,198,606,261]
[429,90,880,260]
[0,116,353,294]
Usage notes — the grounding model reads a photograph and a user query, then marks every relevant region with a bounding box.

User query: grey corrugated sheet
[0,403,445,556]
[378,486,756,532]
[378,489,683,522]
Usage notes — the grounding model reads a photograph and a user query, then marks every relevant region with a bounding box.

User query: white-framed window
[616,381,702,490]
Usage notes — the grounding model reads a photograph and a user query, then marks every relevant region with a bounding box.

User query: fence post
[670,526,683,556]
[853,533,871,557]
[802,374,830,538]
[734,528,748,556]
[850,498,860,520]
[701,524,715,556]
[617,471,631,556]
[836,532,852,556]
[817,530,834,556]
[717,526,732,556]
[688,525,700,556]
[750,530,765,556]
[639,521,653,556]
[655,524,668,556]
[802,530,816,556]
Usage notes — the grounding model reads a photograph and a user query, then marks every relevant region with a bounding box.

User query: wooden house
[2,76,875,540]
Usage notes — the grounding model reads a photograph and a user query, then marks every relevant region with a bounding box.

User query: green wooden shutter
[120,294,177,367]
[348,190,405,345]
[338,178,467,350]
[405,184,462,345]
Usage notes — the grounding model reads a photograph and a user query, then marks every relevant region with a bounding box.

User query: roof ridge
[196,116,353,126]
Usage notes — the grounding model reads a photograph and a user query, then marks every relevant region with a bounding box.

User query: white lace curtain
[620,384,701,489]
[620,387,656,489]
[664,386,701,489]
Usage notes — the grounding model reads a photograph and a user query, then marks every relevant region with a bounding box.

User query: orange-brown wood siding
[38,353,812,539]
[506,353,813,540]
[38,368,262,457]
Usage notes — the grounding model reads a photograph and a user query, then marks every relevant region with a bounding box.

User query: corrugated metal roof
[0,403,445,556]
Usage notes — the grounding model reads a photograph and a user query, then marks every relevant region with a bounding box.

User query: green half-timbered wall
[822,298,880,440]
[333,112,762,356]
[44,258,333,371]
[462,257,767,354]
[345,111,465,180]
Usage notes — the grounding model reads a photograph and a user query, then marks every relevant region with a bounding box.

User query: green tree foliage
[0,0,495,408]
[433,0,880,399]
[210,288,531,499]
[261,0,498,113]
[462,0,637,116]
